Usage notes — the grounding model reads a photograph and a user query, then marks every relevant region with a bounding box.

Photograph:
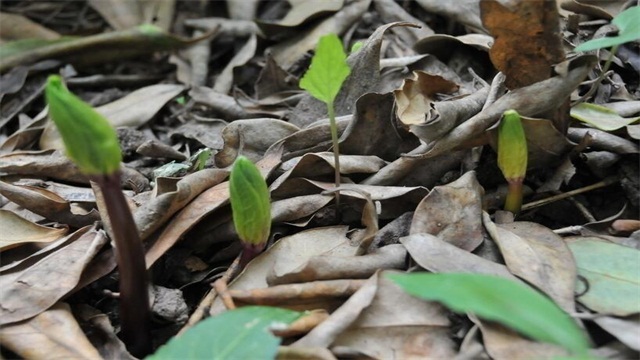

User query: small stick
[522,176,618,211]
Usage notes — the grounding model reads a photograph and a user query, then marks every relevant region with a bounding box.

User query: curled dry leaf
[292,274,378,348]
[135,168,229,241]
[0,25,212,73]
[0,209,68,251]
[214,118,299,167]
[0,150,148,190]
[257,0,345,38]
[209,225,355,316]
[483,214,577,313]
[415,0,485,34]
[333,270,455,359]
[0,302,102,359]
[268,244,407,286]
[40,84,185,151]
[0,180,99,228]
[400,233,520,282]
[340,92,419,161]
[213,34,257,94]
[480,0,565,89]
[471,317,569,359]
[268,0,370,71]
[410,171,485,251]
[417,55,596,159]
[0,226,107,325]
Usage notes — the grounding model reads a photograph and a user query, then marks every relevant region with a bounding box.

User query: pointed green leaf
[498,110,528,180]
[147,306,302,360]
[570,103,640,131]
[229,156,271,247]
[45,75,122,175]
[574,7,640,52]
[388,273,590,355]
[299,34,351,104]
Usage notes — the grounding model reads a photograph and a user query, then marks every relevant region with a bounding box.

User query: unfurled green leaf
[229,156,271,247]
[148,306,302,360]
[498,110,528,180]
[299,34,350,105]
[574,6,640,52]
[570,103,640,131]
[45,75,122,175]
[388,273,590,356]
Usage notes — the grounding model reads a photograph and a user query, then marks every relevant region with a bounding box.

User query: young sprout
[45,76,151,357]
[497,110,528,214]
[299,33,351,210]
[229,156,272,266]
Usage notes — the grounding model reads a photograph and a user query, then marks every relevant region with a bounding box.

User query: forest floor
[0,1,639,359]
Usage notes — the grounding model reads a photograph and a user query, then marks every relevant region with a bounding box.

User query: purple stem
[92,173,151,357]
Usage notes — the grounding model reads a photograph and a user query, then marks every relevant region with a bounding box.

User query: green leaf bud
[229,156,271,248]
[45,75,122,175]
[498,110,528,181]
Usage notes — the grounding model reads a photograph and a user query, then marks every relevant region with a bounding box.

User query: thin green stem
[504,179,524,214]
[92,173,151,357]
[327,101,341,211]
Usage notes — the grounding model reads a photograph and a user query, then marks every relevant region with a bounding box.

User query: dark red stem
[92,173,151,357]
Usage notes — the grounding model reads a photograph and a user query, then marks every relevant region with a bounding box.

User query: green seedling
[573,7,640,104]
[299,33,351,210]
[574,6,640,52]
[46,76,151,357]
[497,110,527,214]
[229,156,272,266]
[388,273,590,356]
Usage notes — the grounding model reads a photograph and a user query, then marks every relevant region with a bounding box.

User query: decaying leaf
[480,0,565,89]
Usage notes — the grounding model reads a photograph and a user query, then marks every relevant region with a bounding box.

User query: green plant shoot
[498,110,527,214]
[46,75,151,356]
[229,156,271,264]
[299,34,351,209]
[45,75,122,175]
[388,273,590,356]
[574,6,640,52]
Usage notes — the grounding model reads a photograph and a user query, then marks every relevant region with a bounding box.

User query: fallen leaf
[571,102,640,131]
[0,303,102,359]
[410,171,485,251]
[483,214,577,313]
[0,226,107,325]
[567,237,640,316]
[0,209,68,251]
[40,84,185,151]
[332,271,455,359]
[401,233,520,281]
[481,0,565,89]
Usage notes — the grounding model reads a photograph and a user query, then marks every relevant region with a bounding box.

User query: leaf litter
[0,0,639,359]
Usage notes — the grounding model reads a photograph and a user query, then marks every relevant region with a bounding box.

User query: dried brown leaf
[410,171,485,251]
[0,226,107,325]
[0,209,68,251]
[483,214,577,313]
[481,0,565,89]
[0,303,102,359]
